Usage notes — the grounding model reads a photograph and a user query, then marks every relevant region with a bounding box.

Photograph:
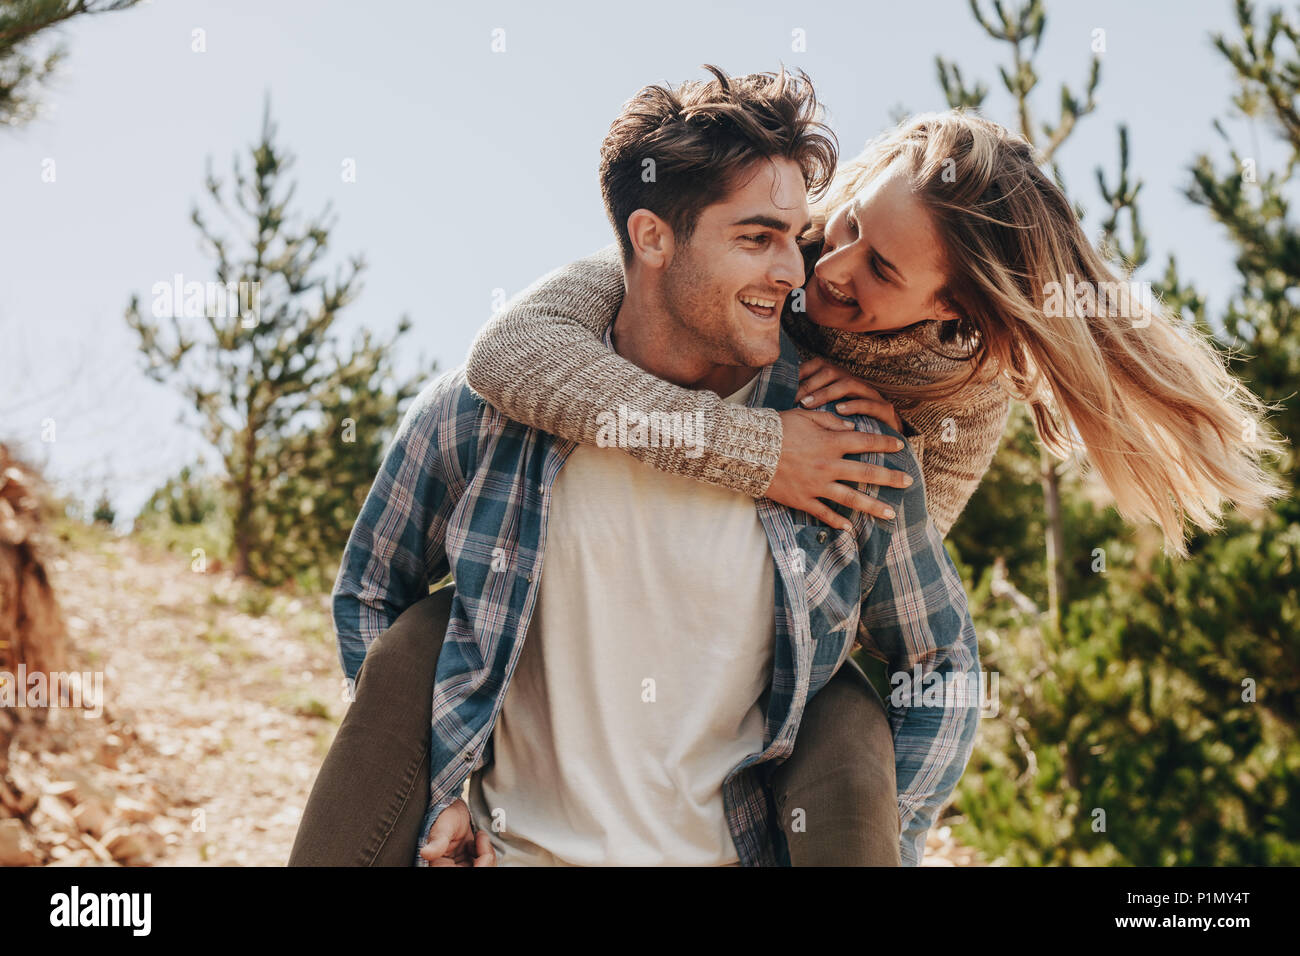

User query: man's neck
[611,288,758,399]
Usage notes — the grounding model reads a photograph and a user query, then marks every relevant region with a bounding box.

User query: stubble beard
[662,243,764,369]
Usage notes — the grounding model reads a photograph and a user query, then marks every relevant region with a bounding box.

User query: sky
[0,0,1283,521]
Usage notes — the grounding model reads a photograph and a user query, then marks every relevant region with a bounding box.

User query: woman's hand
[795,357,904,433]
[769,408,913,530]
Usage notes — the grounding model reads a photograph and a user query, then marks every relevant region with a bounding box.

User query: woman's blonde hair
[806,109,1288,557]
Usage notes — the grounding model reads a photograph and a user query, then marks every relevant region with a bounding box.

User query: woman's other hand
[795,357,904,433]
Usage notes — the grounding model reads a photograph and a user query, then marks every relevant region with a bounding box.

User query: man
[314,65,981,867]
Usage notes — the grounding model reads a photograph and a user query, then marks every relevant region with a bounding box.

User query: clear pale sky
[0,0,1279,520]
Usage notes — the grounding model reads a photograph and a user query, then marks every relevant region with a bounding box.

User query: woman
[454,109,1287,863]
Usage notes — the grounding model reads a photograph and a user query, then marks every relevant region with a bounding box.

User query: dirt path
[5,532,981,866]
[8,534,342,866]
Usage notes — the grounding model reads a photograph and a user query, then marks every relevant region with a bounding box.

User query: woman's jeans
[288,588,901,866]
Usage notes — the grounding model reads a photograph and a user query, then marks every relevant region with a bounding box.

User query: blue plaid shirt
[332,326,982,867]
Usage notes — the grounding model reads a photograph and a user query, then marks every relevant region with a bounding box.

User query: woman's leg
[769,656,901,865]
[288,587,453,866]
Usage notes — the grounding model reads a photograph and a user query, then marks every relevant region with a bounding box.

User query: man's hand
[419,797,497,867]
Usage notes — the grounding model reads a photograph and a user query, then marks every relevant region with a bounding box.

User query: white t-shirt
[468,373,775,865]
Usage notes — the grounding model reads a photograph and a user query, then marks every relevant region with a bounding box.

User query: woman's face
[805,162,958,333]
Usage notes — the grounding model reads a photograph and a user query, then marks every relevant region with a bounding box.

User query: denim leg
[288,587,452,866]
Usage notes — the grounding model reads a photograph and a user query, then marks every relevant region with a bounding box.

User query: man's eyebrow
[730,214,813,234]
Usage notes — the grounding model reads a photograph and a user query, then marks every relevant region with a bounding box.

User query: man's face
[660,157,810,371]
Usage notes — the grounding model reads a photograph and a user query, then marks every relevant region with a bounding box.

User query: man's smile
[738,292,780,320]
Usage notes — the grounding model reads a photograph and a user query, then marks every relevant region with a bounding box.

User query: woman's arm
[905,379,1012,536]
[464,243,781,497]
[794,359,1013,537]
[465,243,910,523]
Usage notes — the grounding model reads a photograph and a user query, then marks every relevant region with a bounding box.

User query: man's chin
[743,340,782,368]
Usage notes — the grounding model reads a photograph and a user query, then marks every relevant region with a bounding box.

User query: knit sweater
[463,243,1013,537]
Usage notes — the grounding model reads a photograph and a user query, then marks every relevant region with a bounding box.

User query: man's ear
[626,209,673,269]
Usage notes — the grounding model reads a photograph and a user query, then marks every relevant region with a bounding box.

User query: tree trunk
[1040,449,1067,633]
[0,444,67,782]
[233,422,257,578]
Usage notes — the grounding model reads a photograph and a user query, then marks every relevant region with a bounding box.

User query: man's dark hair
[599,64,839,265]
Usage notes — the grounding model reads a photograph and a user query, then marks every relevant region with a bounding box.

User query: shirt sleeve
[413,792,464,868]
[331,373,467,685]
[463,242,783,498]
[848,419,983,867]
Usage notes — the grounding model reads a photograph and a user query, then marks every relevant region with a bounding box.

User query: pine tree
[0,0,142,130]
[90,488,114,525]
[944,0,1300,865]
[125,96,433,583]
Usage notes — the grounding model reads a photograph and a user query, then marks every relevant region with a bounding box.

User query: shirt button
[463,751,474,762]
[816,530,828,543]
[527,573,534,583]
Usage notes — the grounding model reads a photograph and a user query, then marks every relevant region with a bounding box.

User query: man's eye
[742,234,770,244]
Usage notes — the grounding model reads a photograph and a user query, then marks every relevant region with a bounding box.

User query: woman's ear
[932,293,961,323]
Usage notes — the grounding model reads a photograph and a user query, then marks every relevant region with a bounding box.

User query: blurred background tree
[0,0,143,129]
[912,0,1299,865]
[124,97,433,587]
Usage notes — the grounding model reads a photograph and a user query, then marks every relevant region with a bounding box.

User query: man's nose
[770,239,806,290]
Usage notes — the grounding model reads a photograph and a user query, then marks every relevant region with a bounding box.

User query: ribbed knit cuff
[697,403,783,498]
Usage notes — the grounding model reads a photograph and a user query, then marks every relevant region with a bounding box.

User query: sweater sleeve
[463,242,783,498]
[901,377,1012,537]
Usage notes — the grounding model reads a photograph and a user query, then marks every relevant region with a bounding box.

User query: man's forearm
[331,524,416,684]
[333,588,393,685]
[329,374,464,684]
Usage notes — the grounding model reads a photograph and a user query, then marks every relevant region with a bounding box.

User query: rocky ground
[0,532,984,867]
[1,532,341,866]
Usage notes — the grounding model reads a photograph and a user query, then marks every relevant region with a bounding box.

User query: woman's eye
[871,257,888,281]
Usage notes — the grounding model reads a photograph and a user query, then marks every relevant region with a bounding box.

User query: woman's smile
[817,275,858,308]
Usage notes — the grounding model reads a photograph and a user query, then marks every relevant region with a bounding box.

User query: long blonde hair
[806,109,1288,556]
